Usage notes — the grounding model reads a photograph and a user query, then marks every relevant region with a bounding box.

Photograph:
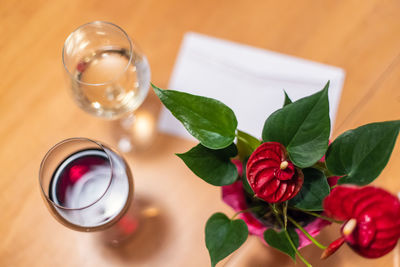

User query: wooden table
[1,0,399,266]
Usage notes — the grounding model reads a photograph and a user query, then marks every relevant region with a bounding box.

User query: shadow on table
[109,91,161,154]
[95,194,170,263]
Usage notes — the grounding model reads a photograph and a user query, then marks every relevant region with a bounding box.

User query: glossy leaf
[289,168,330,211]
[262,82,330,168]
[241,158,255,196]
[264,228,299,261]
[326,120,400,185]
[205,213,248,267]
[236,129,261,161]
[153,84,237,149]
[283,90,292,107]
[177,143,238,186]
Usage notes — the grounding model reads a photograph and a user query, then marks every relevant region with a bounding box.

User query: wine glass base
[114,110,157,153]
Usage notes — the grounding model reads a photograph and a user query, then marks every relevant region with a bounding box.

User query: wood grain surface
[0,0,399,266]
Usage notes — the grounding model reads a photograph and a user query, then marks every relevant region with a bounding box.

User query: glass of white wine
[62,21,151,152]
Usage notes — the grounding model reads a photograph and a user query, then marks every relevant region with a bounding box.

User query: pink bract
[222,180,331,249]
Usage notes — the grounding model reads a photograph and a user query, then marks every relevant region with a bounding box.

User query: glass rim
[62,21,134,87]
[39,137,115,211]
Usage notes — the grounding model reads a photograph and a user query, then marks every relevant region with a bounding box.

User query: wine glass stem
[117,113,136,153]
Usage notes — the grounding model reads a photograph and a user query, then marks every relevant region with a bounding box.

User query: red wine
[49,148,132,229]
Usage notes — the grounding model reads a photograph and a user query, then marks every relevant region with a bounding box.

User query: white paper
[158,32,345,140]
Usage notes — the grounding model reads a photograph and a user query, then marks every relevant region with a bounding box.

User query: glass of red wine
[39,137,138,244]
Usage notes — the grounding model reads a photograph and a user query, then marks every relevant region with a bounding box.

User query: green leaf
[262,82,331,168]
[177,143,238,186]
[326,120,400,185]
[289,168,330,211]
[264,228,299,261]
[283,90,292,107]
[205,213,248,267]
[236,129,261,161]
[241,158,255,196]
[153,84,237,149]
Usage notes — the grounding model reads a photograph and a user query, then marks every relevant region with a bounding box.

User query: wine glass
[39,137,138,244]
[62,21,151,152]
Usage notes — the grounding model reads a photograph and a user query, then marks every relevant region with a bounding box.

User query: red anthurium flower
[322,186,400,259]
[246,142,303,203]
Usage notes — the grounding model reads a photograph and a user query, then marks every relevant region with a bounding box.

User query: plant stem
[287,216,327,250]
[231,206,264,220]
[270,203,279,216]
[289,207,343,224]
[268,204,312,267]
[283,202,288,229]
[284,230,312,267]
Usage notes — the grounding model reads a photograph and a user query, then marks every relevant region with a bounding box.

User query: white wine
[71,47,150,119]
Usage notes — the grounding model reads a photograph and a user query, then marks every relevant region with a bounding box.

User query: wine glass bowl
[62,21,151,119]
[39,138,134,232]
